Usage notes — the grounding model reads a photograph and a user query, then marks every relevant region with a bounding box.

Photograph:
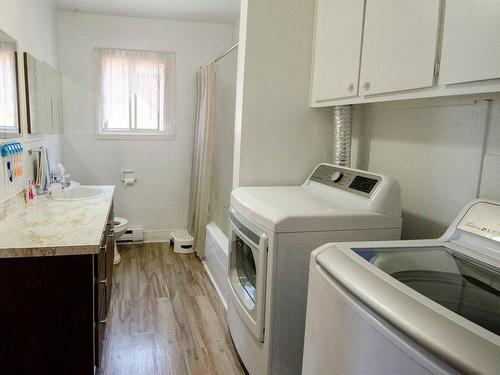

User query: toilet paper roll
[122,177,136,185]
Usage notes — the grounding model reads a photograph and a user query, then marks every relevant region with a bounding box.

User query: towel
[35,147,51,192]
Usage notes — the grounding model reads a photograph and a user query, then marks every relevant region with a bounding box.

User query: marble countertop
[0,186,114,258]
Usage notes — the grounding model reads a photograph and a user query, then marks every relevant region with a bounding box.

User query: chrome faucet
[51,173,71,189]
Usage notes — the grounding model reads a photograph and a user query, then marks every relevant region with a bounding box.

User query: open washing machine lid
[312,199,500,375]
[230,164,402,233]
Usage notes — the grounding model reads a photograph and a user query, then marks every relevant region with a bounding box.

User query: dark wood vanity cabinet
[95,210,115,367]
[0,208,115,374]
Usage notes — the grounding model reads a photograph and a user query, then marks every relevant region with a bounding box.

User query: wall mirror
[24,52,63,135]
[0,29,21,139]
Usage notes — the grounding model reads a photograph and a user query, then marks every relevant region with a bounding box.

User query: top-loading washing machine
[303,199,500,375]
[227,163,403,374]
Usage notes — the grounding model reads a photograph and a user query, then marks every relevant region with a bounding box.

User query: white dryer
[227,163,402,375]
[303,199,500,375]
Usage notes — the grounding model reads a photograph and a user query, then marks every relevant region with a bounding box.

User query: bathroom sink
[50,186,105,201]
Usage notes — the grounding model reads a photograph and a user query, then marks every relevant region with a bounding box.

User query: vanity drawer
[96,319,107,365]
[98,223,111,277]
[98,246,106,276]
[97,228,114,311]
[105,232,114,307]
[94,254,108,368]
[97,279,107,316]
[95,206,114,368]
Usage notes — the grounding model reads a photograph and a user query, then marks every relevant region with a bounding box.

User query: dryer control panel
[308,164,381,197]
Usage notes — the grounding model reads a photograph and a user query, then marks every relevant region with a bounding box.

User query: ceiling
[56,0,240,24]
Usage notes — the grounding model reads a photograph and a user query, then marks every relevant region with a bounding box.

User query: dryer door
[229,209,268,342]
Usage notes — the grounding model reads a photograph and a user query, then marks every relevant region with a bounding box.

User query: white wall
[233,0,333,188]
[0,0,62,203]
[1,0,58,67]
[58,12,234,239]
[353,94,500,240]
[232,21,240,43]
[480,99,500,202]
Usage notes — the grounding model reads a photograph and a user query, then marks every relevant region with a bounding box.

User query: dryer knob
[331,171,343,183]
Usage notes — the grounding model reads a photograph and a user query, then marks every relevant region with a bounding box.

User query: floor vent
[170,230,194,254]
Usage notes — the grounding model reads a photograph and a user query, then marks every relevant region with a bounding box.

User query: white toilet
[113,217,128,264]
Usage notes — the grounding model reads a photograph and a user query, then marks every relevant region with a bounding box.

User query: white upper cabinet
[439,0,500,85]
[310,0,500,107]
[359,0,440,96]
[310,0,365,103]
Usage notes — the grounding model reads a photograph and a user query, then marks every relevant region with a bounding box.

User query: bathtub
[203,222,229,309]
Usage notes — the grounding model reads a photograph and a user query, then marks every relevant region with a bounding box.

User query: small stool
[170,230,194,254]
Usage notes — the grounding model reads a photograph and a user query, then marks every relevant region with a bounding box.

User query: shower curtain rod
[213,42,239,63]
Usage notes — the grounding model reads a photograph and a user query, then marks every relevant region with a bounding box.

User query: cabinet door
[105,229,114,309]
[359,0,440,96]
[439,0,500,85]
[310,0,365,103]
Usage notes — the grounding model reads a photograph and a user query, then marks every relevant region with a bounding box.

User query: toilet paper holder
[121,170,137,185]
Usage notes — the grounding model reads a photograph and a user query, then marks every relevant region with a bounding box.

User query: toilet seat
[114,217,128,236]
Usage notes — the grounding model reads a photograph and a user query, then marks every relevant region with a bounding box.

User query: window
[0,42,19,133]
[95,48,175,138]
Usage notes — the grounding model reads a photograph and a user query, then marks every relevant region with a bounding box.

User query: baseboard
[116,228,190,244]
[202,260,228,311]
[142,229,178,243]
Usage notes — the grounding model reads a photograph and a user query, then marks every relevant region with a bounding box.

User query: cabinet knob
[99,319,107,324]
[362,82,370,91]
[99,278,108,285]
[346,83,354,92]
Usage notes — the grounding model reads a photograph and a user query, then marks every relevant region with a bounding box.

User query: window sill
[95,132,175,141]
[3,132,22,139]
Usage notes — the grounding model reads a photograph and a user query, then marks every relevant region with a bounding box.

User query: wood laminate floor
[99,243,244,375]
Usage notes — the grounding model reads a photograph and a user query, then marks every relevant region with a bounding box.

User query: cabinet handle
[362,82,370,91]
[99,318,107,324]
[346,83,354,92]
[99,278,108,285]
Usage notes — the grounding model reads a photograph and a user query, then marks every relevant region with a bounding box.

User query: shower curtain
[188,63,216,257]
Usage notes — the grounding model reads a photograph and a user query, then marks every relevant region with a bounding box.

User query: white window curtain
[188,64,216,257]
[94,48,175,137]
[0,42,18,131]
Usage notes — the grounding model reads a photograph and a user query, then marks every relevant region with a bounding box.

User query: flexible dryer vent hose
[333,105,352,167]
